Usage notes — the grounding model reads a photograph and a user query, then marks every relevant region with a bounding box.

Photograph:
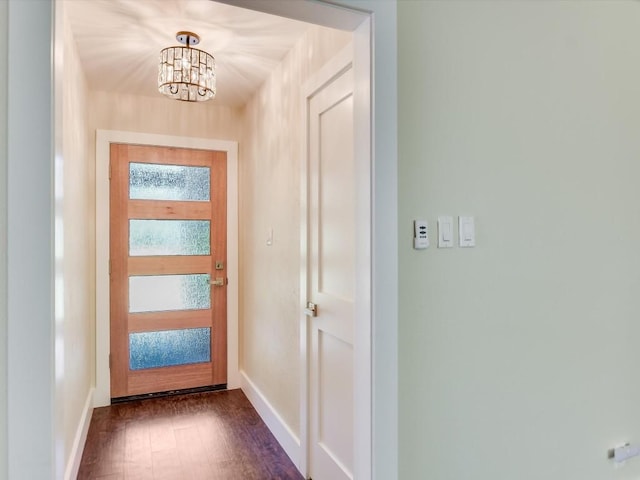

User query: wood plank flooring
[77,389,304,480]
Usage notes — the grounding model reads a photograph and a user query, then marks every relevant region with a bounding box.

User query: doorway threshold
[111,383,227,404]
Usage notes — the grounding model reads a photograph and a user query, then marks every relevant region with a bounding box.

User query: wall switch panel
[413,220,429,249]
[437,216,454,248]
[458,216,475,247]
[611,443,640,464]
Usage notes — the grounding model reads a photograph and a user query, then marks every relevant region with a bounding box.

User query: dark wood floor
[77,389,304,480]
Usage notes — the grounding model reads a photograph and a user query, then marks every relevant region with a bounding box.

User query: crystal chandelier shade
[158,32,216,102]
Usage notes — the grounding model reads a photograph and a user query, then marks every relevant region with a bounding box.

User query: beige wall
[61,7,94,474]
[399,1,640,479]
[89,91,242,141]
[240,24,351,436]
[0,2,7,479]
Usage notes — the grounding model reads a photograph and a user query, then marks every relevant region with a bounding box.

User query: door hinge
[109,161,112,180]
[109,354,112,369]
[109,259,112,276]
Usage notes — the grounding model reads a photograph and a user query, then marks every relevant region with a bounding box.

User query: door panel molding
[95,130,239,406]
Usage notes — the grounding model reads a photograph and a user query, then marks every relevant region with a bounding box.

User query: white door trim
[94,129,239,406]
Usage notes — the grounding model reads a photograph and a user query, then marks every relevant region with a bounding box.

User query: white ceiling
[64,0,312,107]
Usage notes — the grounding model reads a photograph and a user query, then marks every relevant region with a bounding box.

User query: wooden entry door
[306,61,355,479]
[110,144,227,399]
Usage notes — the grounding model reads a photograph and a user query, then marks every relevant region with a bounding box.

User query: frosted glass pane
[129,328,211,370]
[129,220,210,256]
[129,274,210,313]
[129,163,210,201]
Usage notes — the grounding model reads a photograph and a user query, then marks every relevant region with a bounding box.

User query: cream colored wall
[240,25,352,436]
[61,7,94,474]
[0,2,7,479]
[89,91,242,141]
[399,1,640,479]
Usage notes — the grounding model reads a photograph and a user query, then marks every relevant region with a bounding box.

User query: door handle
[209,277,227,287]
[304,302,318,317]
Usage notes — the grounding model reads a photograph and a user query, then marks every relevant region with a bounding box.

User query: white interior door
[307,61,355,480]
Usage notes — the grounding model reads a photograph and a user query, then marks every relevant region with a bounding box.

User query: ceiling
[64,0,312,107]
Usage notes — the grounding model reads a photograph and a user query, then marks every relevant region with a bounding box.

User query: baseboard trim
[240,371,302,473]
[64,387,94,480]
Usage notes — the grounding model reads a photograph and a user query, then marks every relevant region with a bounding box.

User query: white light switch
[458,216,475,247]
[437,216,453,248]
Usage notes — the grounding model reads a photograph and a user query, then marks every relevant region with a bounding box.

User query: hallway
[77,389,303,480]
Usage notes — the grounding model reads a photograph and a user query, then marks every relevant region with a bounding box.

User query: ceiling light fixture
[158,31,216,102]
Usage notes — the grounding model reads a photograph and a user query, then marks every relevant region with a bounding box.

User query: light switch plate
[437,216,454,248]
[459,216,475,247]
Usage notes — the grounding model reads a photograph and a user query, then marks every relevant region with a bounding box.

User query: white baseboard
[64,387,94,480]
[240,371,302,473]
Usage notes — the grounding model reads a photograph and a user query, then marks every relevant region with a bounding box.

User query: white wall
[240,24,351,437]
[0,2,7,479]
[399,2,640,479]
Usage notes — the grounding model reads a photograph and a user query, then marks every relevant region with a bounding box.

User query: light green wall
[0,1,7,479]
[7,0,54,477]
[399,1,640,479]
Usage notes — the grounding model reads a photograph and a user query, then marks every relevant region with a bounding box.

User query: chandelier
[158,31,216,102]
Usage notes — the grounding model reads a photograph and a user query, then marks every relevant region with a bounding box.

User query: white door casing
[302,43,358,480]
[95,130,240,406]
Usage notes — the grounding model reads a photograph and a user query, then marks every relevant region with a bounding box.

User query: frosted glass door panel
[129,274,211,313]
[129,220,210,256]
[129,327,211,370]
[129,163,210,201]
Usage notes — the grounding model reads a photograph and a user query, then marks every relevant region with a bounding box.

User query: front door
[306,61,355,479]
[109,144,227,399]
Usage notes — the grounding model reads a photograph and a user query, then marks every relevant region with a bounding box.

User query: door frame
[95,130,239,406]
[5,1,397,479]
